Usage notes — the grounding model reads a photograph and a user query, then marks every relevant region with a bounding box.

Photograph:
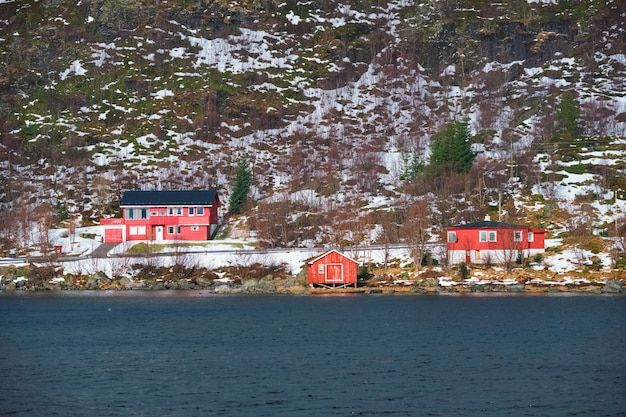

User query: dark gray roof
[120,190,218,206]
[451,220,525,229]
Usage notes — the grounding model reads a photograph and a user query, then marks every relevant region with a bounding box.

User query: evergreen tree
[400,151,423,182]
[428,118,474,176]
[556,92,580,137]
[229,156,252,214]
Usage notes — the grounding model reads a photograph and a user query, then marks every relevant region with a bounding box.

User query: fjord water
[0,293,624,417]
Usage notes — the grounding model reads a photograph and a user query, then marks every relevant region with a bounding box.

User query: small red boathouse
[307,250,358,288]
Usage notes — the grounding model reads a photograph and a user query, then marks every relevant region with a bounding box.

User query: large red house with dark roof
[101,190,220,243]
[447,219,546,265]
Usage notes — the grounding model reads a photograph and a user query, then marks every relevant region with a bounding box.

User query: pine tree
[400,151,423,182]
[229,156,252,214]
[428,118,474,176]
[556,92,580,137]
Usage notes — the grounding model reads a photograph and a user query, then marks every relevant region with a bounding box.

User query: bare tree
[401,200,430,271]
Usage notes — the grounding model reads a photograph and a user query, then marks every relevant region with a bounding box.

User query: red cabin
[447,219,546,265]
[307,250,359,288]
[101,190,220,243]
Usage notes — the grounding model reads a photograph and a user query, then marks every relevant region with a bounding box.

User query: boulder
[602,280,625,294]
[118,276,133,289]
[505,284,526,293]
[241,276,276,294]
[195,277,213,289]
[214,284,233,293]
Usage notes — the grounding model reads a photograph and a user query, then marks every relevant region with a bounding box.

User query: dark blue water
[0,292,624,417]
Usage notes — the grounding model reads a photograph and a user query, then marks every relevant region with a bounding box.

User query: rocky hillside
[0,0,625,257]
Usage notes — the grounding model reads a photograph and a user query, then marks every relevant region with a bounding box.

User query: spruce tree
[428,118,474,176]
[229,156,252,214]
[556,92,580,137]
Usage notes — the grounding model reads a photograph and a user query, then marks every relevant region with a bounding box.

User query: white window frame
[188,207,195,216]
[196,207,204,216]
[168,207,174,216]
[176,226,181,234]
[139,208,149,220]
[488,231,497,242]
[176,207,183,216]
[479,231,487,242]
[191,226,199,232]
[129,226,138,235]
[447,231,457,243]
[126,208,136,220]
[528,231,534,242]
[318,264,324,274]
[514,230,522,242]
[167,226,175,234]
[137,226,146,235]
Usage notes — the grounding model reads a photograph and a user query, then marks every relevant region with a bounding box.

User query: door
[104,228,123,243]
[325,264,344,283]
[155,226,164,241]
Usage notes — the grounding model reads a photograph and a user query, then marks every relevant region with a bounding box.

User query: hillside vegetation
[0,0,625,266]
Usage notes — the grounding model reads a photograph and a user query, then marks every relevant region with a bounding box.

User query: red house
[307,250,359,288]
[447,219,546,265]
[101,190,220,243]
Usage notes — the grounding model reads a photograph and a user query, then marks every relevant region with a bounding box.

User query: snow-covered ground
[1,224,619,287]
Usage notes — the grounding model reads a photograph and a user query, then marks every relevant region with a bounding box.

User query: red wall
[120,200,218,241]
[448,227,545,252]
[307,251,358,285]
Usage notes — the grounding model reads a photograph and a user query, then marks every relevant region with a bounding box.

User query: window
[176,207,183,216]
[528,232,534,242]
[447,232,457,242]
[176,226,181,234]
[168,207,174,216]
[130,226,146,235]
[139,208,149,220]
[318,264,324,274]
[188,207,195,216]
[150,212,158,216]
[480,231,497,242]
[514,230,522,242]
[159,212,166,216]
[168,226,175,234]
[196,207,204,215]
[126,208,135,220]
[191,226,199,232]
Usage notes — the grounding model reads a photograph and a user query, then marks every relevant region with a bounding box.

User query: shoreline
[1,277,624,295]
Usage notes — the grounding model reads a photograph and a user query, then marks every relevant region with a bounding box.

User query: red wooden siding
[446,221,546,265]
[307,250,358,287]
[101,191,220,243]
[122,205,217,241]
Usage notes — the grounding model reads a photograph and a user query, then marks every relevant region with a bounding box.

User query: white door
[155,226,164,240]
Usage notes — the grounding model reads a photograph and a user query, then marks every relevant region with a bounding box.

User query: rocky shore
[1,272,624,295]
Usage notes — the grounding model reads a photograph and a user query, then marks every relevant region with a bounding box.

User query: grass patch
[563,164,592,175]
